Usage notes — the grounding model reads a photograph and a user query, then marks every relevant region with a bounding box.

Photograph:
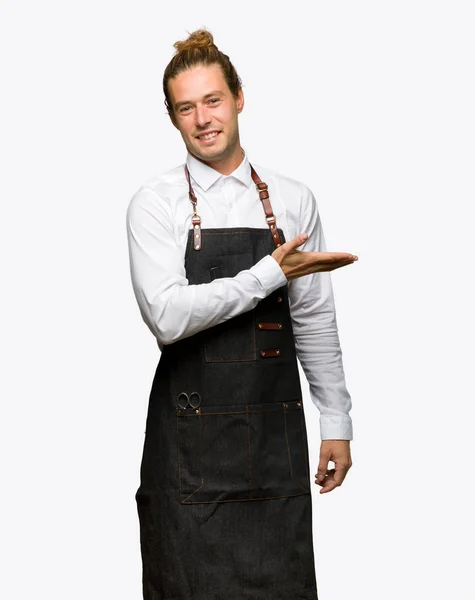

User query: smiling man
[126,28,357,600]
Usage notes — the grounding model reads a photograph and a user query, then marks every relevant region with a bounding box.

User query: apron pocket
[204,251,256,363]
[204,312,256,362]
[176,400,310,504]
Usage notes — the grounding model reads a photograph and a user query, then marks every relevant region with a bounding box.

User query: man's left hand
[315,440,352,494]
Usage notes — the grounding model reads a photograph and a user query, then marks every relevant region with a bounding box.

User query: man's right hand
[271,233,358,281]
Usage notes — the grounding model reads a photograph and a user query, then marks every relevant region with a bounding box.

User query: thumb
[285,232,308,251]
[272,232,308,265]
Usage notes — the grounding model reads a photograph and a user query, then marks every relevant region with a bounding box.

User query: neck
[190,145,245,176]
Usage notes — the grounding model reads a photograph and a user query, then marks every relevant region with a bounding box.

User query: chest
[172,182,299,256]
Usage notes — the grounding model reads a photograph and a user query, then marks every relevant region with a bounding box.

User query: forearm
[126,186,287,345]
[294,324,353,441]
[131,254,287,345]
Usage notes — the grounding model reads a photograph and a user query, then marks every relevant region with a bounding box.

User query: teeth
[198,131,219,140]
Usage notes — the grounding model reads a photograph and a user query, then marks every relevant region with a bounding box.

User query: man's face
[168,63,244,165]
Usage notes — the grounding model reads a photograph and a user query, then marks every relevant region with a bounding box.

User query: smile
[196,131,221,141]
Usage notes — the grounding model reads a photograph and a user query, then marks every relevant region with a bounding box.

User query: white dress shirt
[126,149,353,440]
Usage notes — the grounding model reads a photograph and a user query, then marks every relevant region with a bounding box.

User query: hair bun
[173,29,216,54]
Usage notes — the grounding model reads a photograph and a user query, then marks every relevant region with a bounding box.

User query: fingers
[272,240,359,277]
[328,257,358,271]
[306,252,358,273]
[318,464,348,494]
[314,440,352,494]
[314,252,358,263]
[317,469,338,494]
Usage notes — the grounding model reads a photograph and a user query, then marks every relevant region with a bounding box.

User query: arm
[126,186,288,345]
[288,185,353,441]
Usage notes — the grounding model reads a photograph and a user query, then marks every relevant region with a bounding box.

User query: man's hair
[163,28,242,119]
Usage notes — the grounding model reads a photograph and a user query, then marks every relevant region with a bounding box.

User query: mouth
[195,131,222,142]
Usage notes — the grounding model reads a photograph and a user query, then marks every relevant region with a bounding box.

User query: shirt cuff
[249,254,288,295]
[320,414,353,441]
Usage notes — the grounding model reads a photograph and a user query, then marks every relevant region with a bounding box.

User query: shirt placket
[221,178,236,228]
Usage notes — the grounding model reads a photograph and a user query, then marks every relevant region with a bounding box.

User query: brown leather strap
[249,164,283,248]
[185,164,202,250]
[184,161,282,250]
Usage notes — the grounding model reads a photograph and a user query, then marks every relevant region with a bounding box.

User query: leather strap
[184,161,282,250]
[249,164,283,248]
[185,165,202,250]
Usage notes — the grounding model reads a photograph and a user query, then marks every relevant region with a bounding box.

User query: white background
[1,1,474,598]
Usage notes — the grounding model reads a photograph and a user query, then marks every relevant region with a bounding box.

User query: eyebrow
[174,90,225,110]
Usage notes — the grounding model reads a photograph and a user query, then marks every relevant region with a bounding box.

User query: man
[126,28,357,600]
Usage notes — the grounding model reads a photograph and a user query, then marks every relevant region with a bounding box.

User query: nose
[195,104,211,129]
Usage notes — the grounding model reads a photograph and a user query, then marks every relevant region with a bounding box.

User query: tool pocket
[204,251,256,362]
[204,312,256,362]
[176,400,310,504]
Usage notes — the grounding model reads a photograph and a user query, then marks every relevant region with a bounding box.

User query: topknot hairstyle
[163,28,243,119]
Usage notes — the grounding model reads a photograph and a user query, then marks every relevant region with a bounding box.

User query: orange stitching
[200,230,280,236]
[177,400,310,504]
[180,491,310,504]
[283,407,293,478]
[176,400,302,417]
[175,413,181,496]
[177,408,206,503]
[205,354,256,363]
[176,407,298,416]
[183,228,285,261]
[246,405,252,498]
[181,477,205,504]
[299,405,311,492]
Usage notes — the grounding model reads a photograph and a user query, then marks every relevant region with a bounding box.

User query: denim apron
[135,163,318,599]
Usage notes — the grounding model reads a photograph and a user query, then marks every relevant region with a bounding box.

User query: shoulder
[250,162,318,213]
[126,162,187,221]
[140,162,187,198]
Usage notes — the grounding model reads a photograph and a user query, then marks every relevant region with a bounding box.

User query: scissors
[176,391,202,409]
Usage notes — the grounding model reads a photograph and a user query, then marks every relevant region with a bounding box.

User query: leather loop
[257,322,283,331]
[260,348,281,358]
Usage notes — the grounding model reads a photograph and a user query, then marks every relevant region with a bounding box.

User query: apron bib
[135,164,319,599]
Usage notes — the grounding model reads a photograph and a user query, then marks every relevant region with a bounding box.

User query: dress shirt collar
[185,148,253,192]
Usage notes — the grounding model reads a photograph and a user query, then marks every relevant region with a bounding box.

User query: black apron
[135,163,318,599]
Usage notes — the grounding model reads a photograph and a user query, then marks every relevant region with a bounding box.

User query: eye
[179,106,191,113]
[209,98,220,104]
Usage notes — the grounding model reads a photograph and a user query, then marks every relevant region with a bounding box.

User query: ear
[236,87,244,114]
